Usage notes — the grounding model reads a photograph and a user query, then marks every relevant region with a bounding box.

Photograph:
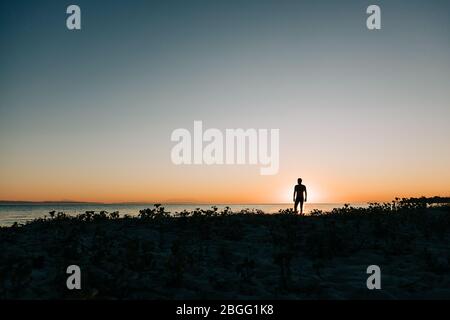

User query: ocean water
[0,203,369,227]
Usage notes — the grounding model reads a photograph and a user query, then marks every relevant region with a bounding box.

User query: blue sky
[1,0,449,203]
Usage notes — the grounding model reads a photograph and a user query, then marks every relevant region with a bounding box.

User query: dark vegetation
[0,197,449,299]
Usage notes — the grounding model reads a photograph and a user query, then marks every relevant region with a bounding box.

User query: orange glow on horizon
[1,166,448,204]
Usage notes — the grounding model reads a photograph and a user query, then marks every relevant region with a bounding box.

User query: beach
[1,200,449,299]
[0,203,368,227]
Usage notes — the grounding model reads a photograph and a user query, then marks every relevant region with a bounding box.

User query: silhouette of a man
[293,178,307,214]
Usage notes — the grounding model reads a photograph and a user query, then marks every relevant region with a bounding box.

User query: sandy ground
[0,203,449,299]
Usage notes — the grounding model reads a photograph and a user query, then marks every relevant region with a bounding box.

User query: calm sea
[0,203,369,227]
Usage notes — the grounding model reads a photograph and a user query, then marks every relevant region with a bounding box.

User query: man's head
[298,178,302,184]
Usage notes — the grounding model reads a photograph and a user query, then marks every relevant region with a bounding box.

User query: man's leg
[300,200,304,214]
[294,199,300,212]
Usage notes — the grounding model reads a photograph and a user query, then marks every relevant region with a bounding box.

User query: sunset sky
[1,0,449,204]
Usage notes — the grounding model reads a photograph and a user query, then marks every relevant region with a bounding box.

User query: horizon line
[1,196,447,206]
[0,199,386,205]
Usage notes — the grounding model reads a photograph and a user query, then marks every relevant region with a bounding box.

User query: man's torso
[295,184,305,200]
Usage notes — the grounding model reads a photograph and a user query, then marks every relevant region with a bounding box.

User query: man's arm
[293,187,296,202]
[304,187,307,202]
